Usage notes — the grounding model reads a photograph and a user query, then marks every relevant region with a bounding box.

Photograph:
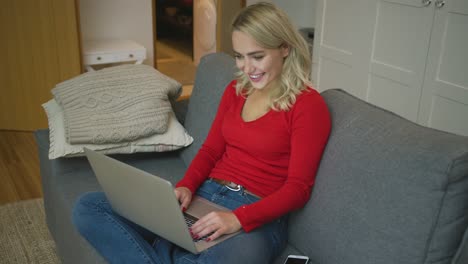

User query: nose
[242,58,254,74]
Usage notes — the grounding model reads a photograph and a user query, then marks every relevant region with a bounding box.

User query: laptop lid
[84,148,238,254]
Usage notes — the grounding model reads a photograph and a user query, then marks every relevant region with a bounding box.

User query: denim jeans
[72,179,288,264]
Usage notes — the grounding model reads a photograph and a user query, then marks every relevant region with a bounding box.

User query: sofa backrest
[180,53,236,166]
[288,89,468,264]
[180,52,468,264]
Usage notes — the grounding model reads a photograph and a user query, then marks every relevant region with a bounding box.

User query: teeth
[250,73,262,79]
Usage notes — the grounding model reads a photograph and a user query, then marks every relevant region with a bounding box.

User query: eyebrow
[233,50,265,56]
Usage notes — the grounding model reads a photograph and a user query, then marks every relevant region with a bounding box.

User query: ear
[280,44,290,58]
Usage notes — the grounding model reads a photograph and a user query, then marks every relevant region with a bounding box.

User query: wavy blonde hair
[231,2,312,111]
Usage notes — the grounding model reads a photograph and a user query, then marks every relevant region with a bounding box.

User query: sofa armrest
[171,98,189,125]
[455,229,468,264]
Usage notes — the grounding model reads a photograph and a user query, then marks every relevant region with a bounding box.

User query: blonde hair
[231,2,312,111]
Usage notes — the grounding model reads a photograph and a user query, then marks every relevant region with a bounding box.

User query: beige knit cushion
[51,64,182,144]
[42,99,193,159]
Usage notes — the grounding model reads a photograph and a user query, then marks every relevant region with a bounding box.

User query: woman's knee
[72,192,109,228]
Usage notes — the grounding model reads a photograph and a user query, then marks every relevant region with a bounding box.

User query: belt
[210,178,261,199]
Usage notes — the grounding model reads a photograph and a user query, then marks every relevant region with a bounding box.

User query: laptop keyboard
[183,213,212,242]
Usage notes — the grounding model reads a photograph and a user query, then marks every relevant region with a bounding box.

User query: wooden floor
[0,130,42,205]
[156,38,195,101]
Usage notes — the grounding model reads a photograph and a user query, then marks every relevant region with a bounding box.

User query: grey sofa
[35,53,468,264]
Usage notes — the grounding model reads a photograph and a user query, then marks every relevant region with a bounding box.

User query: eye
[234,54,243,60]
[253,55,264,61]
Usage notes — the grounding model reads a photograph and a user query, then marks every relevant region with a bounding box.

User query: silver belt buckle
[225,183,241,192]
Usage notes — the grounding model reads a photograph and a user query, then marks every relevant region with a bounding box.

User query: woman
[73,2,331,263]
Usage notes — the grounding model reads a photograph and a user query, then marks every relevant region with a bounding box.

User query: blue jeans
[72,179,288,264]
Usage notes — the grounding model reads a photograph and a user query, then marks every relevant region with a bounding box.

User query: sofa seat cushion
[288,89,468,264]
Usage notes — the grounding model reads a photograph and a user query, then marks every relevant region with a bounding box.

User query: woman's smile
[232,30,289,92]
[249,73,265,82]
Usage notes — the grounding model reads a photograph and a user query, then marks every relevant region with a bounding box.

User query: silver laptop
[84,148,239,254]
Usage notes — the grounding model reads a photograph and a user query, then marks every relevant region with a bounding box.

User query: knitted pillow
[51,64,182,144]
[42,99,193,159]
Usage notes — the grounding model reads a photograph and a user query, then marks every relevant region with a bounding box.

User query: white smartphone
[283,255,309,264]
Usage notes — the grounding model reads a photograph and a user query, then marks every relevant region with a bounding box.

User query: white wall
[271,0,315,29]
[246,0,316,29]
[79,0,154,66]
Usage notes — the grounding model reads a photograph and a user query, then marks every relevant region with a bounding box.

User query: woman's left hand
[189,211,241,242]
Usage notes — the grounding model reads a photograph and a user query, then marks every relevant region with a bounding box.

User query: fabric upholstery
[180,53,236,167]
[454,229,468,264]
[42,99,193,159]
[52,64,182,144]
[288,89,468,264]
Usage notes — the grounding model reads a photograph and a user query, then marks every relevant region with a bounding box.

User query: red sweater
[176,80,331,232]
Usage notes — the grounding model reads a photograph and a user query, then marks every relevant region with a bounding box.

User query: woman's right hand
[174,187,192,212]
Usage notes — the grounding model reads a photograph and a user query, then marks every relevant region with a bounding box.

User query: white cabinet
[313,0,468,136]
[82,39,146,71]
[418,0,468,136]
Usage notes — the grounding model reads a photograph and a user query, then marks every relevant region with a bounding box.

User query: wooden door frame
[152,0,158,68]
[75,0,84,72]
[151,0,245,68]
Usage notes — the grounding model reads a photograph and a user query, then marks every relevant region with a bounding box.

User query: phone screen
[284,257,309,264]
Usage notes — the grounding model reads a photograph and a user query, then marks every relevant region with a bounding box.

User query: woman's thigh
[171,180,289,264]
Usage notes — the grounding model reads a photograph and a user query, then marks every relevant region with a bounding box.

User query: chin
[251,83,266,90]
[249,78,270,90]
[251,79,276,91]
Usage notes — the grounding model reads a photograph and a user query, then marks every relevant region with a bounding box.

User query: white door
[313,0,435,123]
[418,0,468,136]
[364,0,435,122]
[312,0,367,98]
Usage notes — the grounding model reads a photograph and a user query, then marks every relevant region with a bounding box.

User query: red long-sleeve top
[176,80,331,232]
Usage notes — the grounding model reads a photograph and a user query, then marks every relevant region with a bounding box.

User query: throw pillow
[51,64,182,144]
[43,99,193,159]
